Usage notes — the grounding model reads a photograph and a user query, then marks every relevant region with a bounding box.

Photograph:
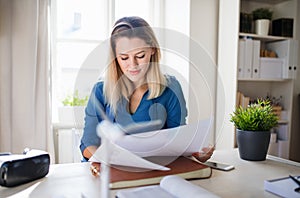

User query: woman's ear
[151,48,156,55]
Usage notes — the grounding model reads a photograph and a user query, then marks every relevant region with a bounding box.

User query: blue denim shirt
[79,75,187,160]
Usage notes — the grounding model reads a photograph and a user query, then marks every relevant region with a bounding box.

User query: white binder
[266,39,298,79]
[252,40,261,79]
[244,39,253,78]
[238,39,245,79]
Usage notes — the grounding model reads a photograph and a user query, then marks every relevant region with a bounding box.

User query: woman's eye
[136,54,145,59]
[121,57,128,61]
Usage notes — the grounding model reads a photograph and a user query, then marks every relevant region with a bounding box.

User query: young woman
[80,16,213,170]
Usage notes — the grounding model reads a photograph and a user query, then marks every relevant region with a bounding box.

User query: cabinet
[237,0,298,160]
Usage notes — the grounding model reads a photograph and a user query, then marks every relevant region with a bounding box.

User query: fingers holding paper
[192,146,215,163]
[90,162,101,177]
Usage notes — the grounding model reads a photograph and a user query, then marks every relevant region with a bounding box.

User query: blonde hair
[104,16,166,113]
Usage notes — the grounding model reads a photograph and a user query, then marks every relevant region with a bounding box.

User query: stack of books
[236,91,250,109]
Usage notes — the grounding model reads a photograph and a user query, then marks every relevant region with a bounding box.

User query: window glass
[56,42,98,69]
[52,0,162,123]
[115,0,153,26]
[56,0,107,40]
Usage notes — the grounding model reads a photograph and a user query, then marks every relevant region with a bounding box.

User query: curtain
[0,0,54,161]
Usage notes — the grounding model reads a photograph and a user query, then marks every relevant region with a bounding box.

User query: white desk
[1,149,300,198]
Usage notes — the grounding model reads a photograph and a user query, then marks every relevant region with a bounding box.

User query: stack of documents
[264,175,300,197]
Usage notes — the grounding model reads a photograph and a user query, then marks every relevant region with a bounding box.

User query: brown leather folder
[110,156,212,189]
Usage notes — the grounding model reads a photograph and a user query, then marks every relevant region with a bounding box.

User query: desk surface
[1,149,300,198]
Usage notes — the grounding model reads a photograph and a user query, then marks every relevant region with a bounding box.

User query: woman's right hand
[90,162,101,177]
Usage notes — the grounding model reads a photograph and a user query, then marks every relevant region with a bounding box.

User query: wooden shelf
[278,120,288,124]
[238,78,289,82]
[238,0,297,160]
[239,32,292,42]
[241,0,290,4]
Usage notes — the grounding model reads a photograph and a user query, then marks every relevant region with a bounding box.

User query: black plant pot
[236,129,271,161]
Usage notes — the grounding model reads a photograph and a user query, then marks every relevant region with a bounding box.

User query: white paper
[90,118,212,170]
[116,175,220,198]
[89,141,170,171]
[115,118,212,157]
[116,185,173,198]
[160,175,220,198]
[264,176,300,198]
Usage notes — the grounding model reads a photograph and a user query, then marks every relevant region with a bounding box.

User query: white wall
[161,0,190,120]
[189,0,219,145]
[189,0,239,149]
[163,0,239,150]
[216,0,239,149]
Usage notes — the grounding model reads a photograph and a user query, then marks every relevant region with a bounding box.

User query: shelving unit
[238,0,298,160]
[239,32,291,41]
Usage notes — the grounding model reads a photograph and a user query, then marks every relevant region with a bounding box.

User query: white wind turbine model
[90,94,163,198]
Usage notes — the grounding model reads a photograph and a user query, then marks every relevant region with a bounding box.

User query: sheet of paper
[89,142,170,171]
[160,175,220,198]
[116,175,220,198]
[264,176,300,198]
[90,118,212,170]
[116,186,173,198]
[115,118,213,157]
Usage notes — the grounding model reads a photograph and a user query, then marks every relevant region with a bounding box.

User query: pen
[289,175,300,186]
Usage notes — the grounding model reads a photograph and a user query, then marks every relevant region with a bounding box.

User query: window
[51,0,164,123]
[50,0,192,124]
[115,0,154,25]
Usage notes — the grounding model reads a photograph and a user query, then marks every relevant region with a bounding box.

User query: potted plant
[58,90,89,125]
[230,99,278,161]
[252,8,273,35]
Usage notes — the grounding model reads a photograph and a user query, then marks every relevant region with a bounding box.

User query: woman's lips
[129,69,140,76]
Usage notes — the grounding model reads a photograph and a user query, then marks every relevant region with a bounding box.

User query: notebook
[110,156,212,189]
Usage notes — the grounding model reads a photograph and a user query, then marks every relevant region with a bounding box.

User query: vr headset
[0,149,50,187]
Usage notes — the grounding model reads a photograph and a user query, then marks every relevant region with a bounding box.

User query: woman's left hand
[192,146,215,163]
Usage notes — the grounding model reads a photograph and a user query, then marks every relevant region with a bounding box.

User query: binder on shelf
[259,57,283,79]
[244,39,253,78]
[238,39,245,79]
[238,38,254,79]
[252,40,260,79]
[293,41,298,79]
[266,39,298,79]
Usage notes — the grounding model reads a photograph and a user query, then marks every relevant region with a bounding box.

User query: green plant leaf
[230,99,278,131]
[252,8,273,20]
[62,90,89,106]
